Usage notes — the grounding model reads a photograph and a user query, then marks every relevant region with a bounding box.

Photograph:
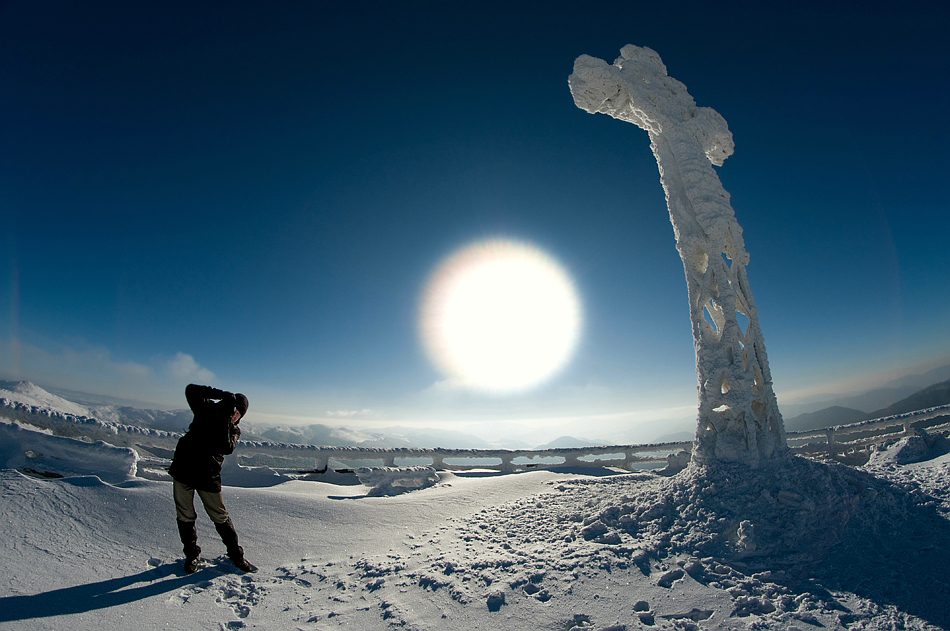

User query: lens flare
[419,238,582,393]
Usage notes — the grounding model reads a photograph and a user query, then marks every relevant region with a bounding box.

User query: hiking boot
[177,519,201,573]
[184,555,200,574]
[214,518,255,572]
[229,552,255,573]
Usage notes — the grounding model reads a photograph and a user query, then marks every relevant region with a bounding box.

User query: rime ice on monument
[569,45,787,467]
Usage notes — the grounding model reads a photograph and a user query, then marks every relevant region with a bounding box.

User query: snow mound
[0,420,137,484]
[348,456,950,628]
[356,466,441,496]
[866,428,950,466]
[0,381,92,418]
[219,453,294,488]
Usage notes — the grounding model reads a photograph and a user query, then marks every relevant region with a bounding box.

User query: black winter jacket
[168,384,242,493]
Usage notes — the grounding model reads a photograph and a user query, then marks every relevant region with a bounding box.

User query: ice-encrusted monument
[569,45,787,468]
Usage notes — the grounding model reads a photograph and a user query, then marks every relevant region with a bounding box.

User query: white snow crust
[865,428,950,467]
[0,419,138,484]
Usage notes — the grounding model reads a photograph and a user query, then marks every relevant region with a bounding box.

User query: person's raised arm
[185,384,231,412]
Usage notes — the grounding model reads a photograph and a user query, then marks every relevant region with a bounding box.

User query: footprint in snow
[657,567,685,588]
[223,575,266,613]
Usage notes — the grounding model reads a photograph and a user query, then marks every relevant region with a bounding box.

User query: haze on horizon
[1,1,948,441]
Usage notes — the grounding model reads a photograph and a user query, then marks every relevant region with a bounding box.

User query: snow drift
[0,420,137,484]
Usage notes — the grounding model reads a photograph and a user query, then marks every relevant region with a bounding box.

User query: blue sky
[1,1,948,438]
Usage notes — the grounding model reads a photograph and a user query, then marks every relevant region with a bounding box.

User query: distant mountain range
[868,379,950,417]
[784,378,950,432]
[783,406,870,433]
[534,436,607,449]
[779,364,950,418]
[259,424,496,450]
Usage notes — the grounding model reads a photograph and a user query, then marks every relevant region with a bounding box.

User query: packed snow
[2,396,950,630]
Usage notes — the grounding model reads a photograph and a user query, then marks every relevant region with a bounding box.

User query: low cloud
[0,336,217,406]
[326,409,379,418]
[168,352,215,384]
[1,336,152,387]
[418,377,474,398]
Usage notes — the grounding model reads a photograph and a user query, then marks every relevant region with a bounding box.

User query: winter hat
[234,393,249,417]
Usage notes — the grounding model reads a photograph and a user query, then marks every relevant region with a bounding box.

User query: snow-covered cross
[569,45,787,468]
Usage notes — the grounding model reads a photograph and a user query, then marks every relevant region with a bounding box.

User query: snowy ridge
[0,380,93,417]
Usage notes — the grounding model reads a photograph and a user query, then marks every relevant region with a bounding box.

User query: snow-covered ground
[2,416,950,630]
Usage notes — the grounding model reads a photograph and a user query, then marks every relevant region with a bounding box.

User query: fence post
[825,429,836,457]
[562,451,582,467]
[623,450,634,471]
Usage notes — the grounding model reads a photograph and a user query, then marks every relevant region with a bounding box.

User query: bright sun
[419,239,582,393]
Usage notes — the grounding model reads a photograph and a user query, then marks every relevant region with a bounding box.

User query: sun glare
[419,239,582,393]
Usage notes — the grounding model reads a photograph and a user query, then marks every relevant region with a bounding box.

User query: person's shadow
[0,562,219,622]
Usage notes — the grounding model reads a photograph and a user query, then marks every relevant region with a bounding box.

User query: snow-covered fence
[786,404,950,458]
[234,440,694,473]
[4,396,948,475]
[1,397,691,473]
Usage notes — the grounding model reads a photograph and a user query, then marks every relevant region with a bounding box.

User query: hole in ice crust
[702,299,723,335]
[735,310,749,336]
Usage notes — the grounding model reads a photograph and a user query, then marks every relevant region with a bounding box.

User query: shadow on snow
[0,561,233,622]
